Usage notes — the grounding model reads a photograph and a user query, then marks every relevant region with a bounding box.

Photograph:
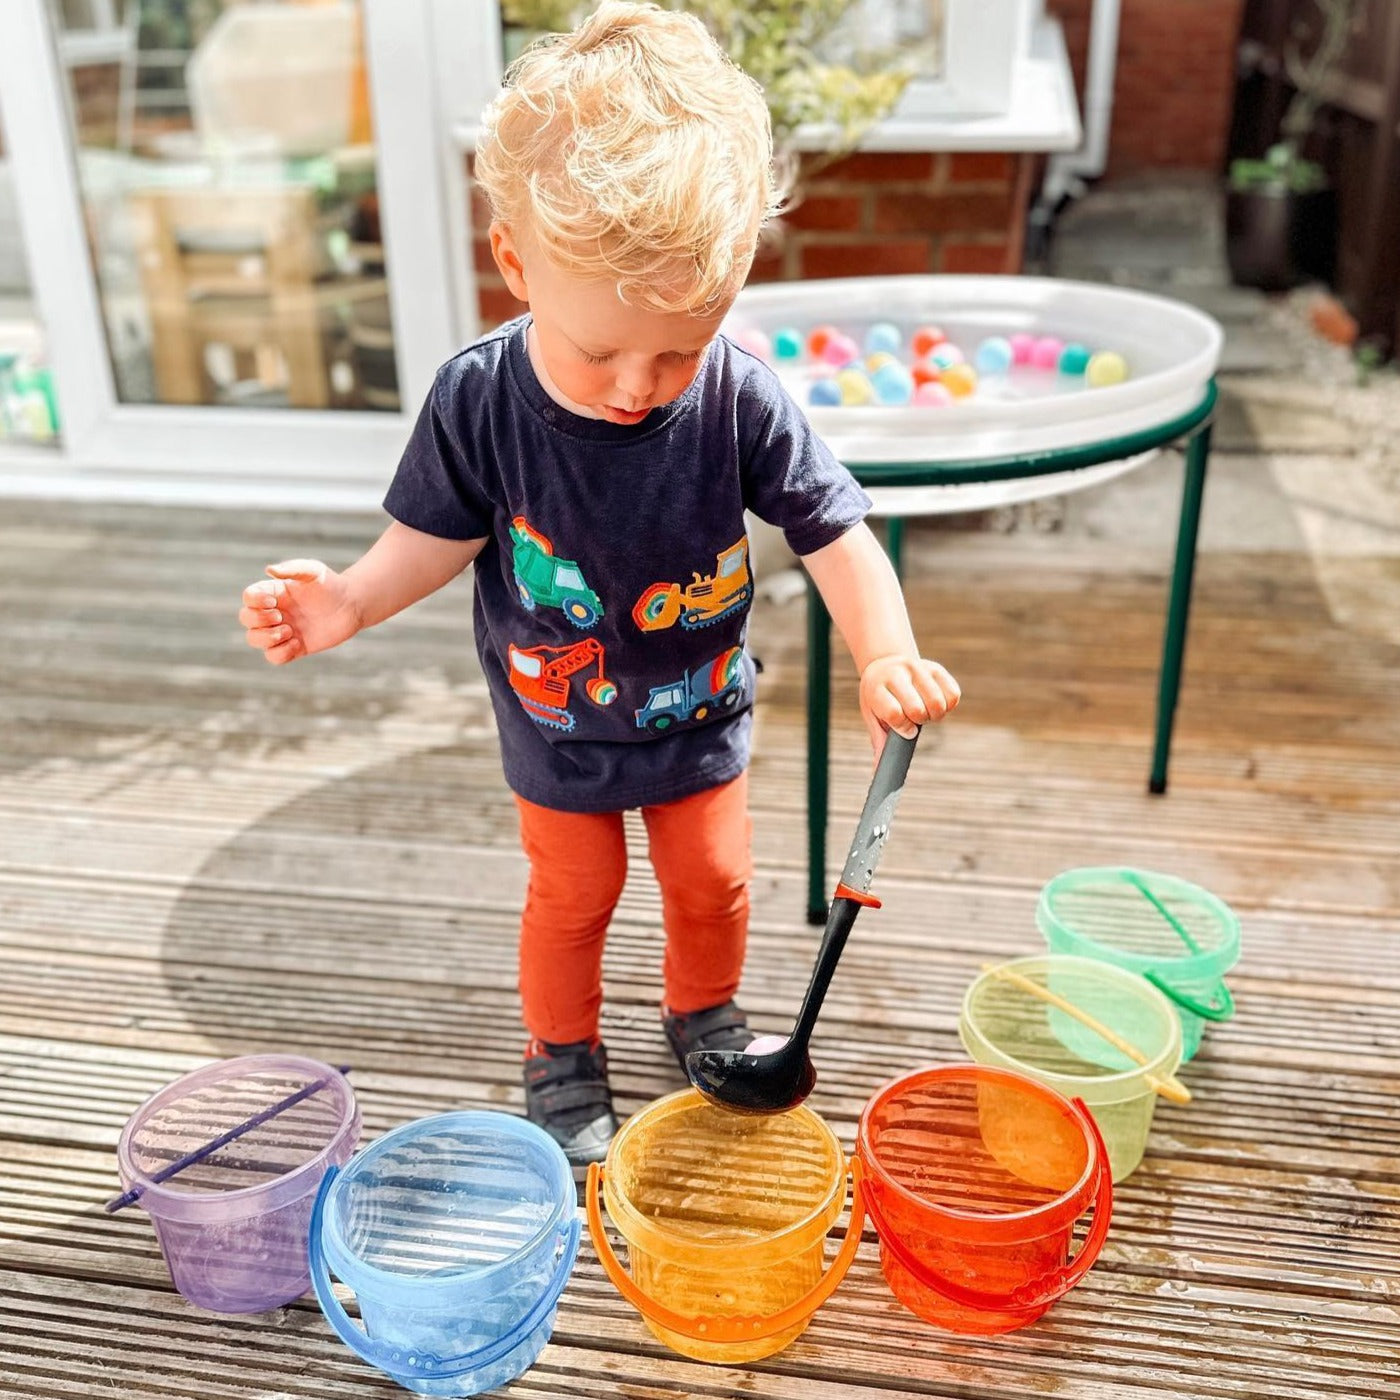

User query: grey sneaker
[661,1000,753,1074]
[522,1037,619,1178]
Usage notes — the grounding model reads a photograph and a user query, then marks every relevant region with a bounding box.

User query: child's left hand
[859,655,960,755]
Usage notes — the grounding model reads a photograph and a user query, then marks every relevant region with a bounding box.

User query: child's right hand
[239,560,364,665]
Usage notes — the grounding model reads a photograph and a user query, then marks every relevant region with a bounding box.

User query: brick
[781,194,865,233]
[478,284,526,328]
[472,238,498,275]
[812,152,936,184]
[939,241,1013,274]
[746,244,789,284]
[948,152,1015,184]
[800,239,932,280]
[873,190,1014,237]
[469,186,495,235]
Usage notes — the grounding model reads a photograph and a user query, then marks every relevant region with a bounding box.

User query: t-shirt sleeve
[382,364,496,541]
[738,364,872,557]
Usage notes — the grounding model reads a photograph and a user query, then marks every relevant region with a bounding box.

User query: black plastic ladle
[686,727,919,1113]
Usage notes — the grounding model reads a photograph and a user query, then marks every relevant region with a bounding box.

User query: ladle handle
[837,728,918,897]
[792,728,919,1049]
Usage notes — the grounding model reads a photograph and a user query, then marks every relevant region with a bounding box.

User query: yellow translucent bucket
[585,1089,862,1363]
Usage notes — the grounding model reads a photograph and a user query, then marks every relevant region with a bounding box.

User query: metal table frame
[804,380,1219,922]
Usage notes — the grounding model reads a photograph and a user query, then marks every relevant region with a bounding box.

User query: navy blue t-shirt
[383,315,870,812]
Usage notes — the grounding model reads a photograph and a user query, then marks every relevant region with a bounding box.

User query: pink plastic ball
[929,343,964,370]
[821,333,861,367]
[734,328,772,362]
[1009,332,1036,365]
[1031,336,1064,370]
[914,381,954,407]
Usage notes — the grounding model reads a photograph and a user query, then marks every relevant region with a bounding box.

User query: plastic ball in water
[866,350,899,374]
[914,380,954,407]
[929,342,964,370]
[734,328,772,362]
[809,377,842,407]
[1009,332,1036,365]
[1058,343,1092,375]
[807,324,841,359]
[974,336,1014,375]
[1087,350,1129,386]
[871,362,914,405]
[939,363,979,398]
[1031,336,1064,370]
[864,321,902,356]
[836,368,875,405]
[912,325,947,358]
[773,327,804,360]
[821,332,861,367]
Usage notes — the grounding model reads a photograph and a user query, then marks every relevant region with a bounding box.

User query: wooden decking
[2,491,1397,1399]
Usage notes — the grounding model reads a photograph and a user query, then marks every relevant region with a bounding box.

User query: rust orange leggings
[515,773,752,1045]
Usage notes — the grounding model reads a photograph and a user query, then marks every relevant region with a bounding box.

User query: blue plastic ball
[809,377,843,406]
[871,362,914,405]
[864,321,903,357]
[974,336,1014,375]
[773,327,804,360]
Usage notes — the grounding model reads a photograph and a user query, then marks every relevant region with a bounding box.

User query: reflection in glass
[0,99,62,443]
[47,0,399,412]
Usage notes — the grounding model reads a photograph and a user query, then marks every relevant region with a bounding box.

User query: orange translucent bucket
[856,1065,1113,1335]
[585,1089,863,1364]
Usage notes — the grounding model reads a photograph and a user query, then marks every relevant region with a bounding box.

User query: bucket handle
[1145,969,1235,1022]
[585,1159,864,1344]
[861,1100,1114,1317]
[308,1166,581,1382]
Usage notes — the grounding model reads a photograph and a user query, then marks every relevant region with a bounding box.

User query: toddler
[238,1,959,1173]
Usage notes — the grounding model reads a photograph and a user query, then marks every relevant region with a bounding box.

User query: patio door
[0,0,493,504]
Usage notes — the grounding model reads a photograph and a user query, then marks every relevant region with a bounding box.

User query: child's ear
[489,222,529,301]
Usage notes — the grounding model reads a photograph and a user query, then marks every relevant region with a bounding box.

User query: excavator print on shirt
[508,637,618,732]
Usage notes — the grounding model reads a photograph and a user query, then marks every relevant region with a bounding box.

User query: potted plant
[1225,0,1359,292]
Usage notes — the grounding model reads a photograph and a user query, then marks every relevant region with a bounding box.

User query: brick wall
[468,150,1035,331]
[1048,0,1247,175]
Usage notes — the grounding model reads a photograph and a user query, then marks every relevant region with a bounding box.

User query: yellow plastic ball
[939,363,979,399]
[836,368,875,406]
[1086,351,1128,387]
[865,351,899,374]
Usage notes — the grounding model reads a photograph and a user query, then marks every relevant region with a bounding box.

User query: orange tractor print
[508,637,617,732]
[632,540,752,632]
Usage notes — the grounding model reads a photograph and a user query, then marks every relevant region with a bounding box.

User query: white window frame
[0,0,481,503]
[881,0,1028,120]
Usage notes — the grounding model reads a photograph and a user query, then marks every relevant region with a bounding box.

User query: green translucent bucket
[959,955,1183,1182]
[1036,867,1240,1061]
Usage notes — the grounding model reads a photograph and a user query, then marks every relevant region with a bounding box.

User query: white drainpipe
[1038,0,1123,210]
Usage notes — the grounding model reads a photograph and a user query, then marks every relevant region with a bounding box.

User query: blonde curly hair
[475,1,782,314]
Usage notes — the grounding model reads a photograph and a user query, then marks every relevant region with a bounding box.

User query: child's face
[491,223,732,426]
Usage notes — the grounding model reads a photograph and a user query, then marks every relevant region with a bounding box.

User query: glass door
[0,0,475,499]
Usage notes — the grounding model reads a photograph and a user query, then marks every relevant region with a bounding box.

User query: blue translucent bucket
[309,1112,580,1397]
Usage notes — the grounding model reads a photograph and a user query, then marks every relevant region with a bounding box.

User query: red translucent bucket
[855,1064,1112,1335]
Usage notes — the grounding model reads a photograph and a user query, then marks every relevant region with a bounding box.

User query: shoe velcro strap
[532,1079,613,1115]
[667,1001,749,1050]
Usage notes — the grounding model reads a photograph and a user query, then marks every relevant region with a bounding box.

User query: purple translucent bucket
[117,1055,360,1313]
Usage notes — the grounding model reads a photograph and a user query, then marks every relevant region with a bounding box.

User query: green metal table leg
[885,516,906,582]
[1150,423,1212,795]
[806,574,831,924]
